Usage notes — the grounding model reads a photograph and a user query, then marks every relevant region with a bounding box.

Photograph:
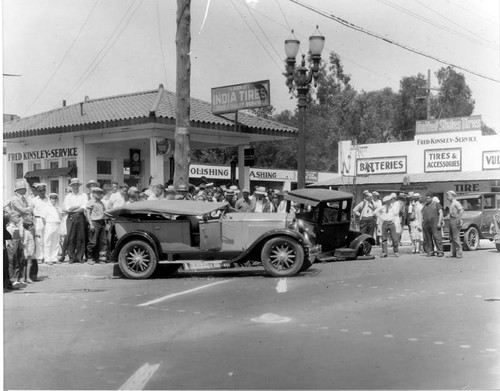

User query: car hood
[107,200,228,217]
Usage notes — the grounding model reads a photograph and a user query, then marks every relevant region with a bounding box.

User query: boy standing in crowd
[85,187,106,265]
[42,193,62,264]
[6,211,24,286]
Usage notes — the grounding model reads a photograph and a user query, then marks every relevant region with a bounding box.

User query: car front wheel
[261,236,304,277]
[118,240,158,279]
[462,227,479,251]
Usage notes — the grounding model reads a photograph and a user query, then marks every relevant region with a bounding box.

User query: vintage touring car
[107,188,375,279]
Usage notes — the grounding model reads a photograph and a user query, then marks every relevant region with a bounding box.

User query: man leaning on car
[446,190,463,258]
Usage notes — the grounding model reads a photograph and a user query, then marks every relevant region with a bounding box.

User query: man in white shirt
[30,183,50,266]
[353,192,376,237]
[64,178,88,263]
[375,195,399,257]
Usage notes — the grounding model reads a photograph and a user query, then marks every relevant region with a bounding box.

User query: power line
[288,0,500,84]
[413,0,498,46]
[62,0,143,101]
[21,0,100,117]
[241,0,283,61]
[377,0,498,51]
[230,0,283,71]
[275,0,291,30]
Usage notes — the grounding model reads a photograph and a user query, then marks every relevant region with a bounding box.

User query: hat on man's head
[32,182,39,189]
[69,178,82,186]
[86,179,99,189]
[166,185,176,193]
[225,190,235,196]
[447,190,457,197]
[128,186,139,195]
[91,187,103,193]
[49,193,59,198]
[14,180,26,191]
[242,187,250,193]
[390,192,397,199]
[413,193,421,198]
[229,185,240,194]
[255,186,267,195]
[35,183,47,189]
[372,191,379,196]
[383,195,393,203]
[177,184,188,192]
[206,182,214,187]
[364,192,372,197]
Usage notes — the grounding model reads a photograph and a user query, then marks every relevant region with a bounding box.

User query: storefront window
[97,160,112,175]
[49,161,59,169]
[32,162,41,171]
[49,179,59,195]
[15,163,23,179]
[67,160,77,168]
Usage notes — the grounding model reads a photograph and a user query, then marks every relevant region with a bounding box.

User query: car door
[316,199,351,251]
[481,194,497,239]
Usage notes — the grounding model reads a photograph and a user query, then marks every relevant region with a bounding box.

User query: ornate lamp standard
[284,26,325,189]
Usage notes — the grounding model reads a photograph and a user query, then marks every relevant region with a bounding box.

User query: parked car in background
[107,189,374,279]
[443,192,500,251]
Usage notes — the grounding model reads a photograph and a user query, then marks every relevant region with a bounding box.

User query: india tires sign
[211,80,270,114]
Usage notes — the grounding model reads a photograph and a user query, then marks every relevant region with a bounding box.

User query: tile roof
[3,86,297,138]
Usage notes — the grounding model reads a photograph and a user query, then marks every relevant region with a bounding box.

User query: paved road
[4,244,499,389]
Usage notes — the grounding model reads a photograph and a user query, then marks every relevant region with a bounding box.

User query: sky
[2,0,500,133]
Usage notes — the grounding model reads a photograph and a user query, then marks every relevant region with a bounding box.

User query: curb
[38,244,418,278]
[39,262,122,278]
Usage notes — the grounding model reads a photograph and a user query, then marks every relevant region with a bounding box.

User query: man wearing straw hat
[9,180,32,221]
[375,195,400,257]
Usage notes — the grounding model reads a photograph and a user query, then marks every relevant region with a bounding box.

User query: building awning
[311,170,500,186]
[24,166,76,179]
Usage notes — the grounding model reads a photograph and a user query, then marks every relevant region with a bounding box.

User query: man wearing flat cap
[446,190,463,258]
[85,187,106,265]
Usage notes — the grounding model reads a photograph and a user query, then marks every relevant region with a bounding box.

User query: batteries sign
[211,80,270,114]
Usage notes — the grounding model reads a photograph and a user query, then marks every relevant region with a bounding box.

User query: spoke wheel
[261,236,304,277]
[358,240,372,256]
[118,240,157,279]
[463,227,479,251]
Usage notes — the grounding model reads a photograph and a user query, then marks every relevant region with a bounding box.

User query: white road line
[119,362,161,390]
[137,280,231,307]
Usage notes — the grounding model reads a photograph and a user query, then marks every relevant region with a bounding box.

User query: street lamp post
[284,26,325,189]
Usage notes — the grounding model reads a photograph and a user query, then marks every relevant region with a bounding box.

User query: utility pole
[174,0,191,188]
[417,69,439,120]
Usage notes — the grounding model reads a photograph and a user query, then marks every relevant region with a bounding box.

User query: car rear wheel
[357,239,372,256]
[462,227,479,251]
[261,236,304,277]
[118,240,158,279]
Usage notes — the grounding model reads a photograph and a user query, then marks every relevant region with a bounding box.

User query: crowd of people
[353,190,463,258]
[4,176,465,291]
[3,177,289,291]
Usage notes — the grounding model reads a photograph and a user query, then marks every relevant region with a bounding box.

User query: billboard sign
[211,80,270,114]
[415,115,481,135]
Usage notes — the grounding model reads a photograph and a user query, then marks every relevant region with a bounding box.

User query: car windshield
[460,197,482,211]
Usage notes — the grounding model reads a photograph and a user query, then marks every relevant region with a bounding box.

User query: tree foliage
[192,58,493,171]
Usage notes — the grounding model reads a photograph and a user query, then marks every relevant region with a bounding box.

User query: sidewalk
[38,229,416,278]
